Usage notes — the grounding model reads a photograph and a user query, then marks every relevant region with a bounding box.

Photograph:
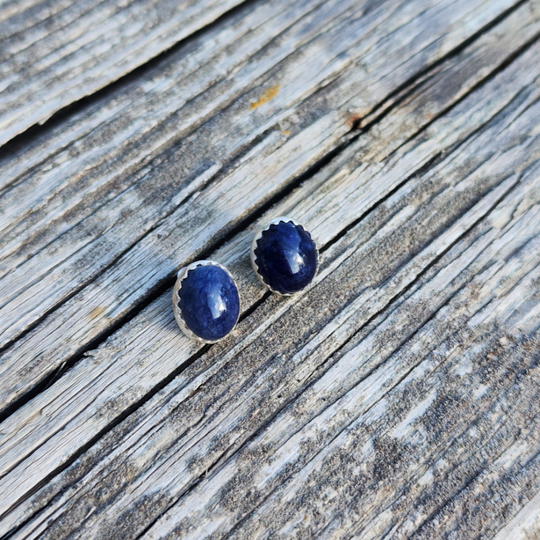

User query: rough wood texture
[1,0,540,538]
[0,0,530,410]
[0,0,245,146]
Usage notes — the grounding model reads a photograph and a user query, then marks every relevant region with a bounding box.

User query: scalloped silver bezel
[172,260,240,344]
[250,216,319,296]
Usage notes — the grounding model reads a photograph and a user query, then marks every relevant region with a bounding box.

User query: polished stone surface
[178,264,240,341]
[254,220,318,294]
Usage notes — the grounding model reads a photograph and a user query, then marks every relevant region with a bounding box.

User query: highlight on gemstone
[176,263,240,342]
[253,218,318,295]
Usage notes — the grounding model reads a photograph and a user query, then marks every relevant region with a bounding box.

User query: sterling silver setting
[250,216,319,296]
[172,260,239,344]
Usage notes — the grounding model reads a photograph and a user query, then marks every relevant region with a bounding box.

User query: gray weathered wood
[493,492,540,540]
[1,0,540,538]
[0,0,528,411]
[0,0,246,147]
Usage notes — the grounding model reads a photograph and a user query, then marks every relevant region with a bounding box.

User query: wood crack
[1,0,533,427]
[2,1,540,537]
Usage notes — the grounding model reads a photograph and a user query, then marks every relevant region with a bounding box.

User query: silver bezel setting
[250,216,319,296]
[172,260,240,344]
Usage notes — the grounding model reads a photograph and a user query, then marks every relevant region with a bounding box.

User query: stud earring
[172,260,240,343]
[251,217,318,296]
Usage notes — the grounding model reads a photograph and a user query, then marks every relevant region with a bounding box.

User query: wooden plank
[148,203,540,539]
[2,17,540,537]
[0,0,247,147]
[492,491,540,540]
[0,0,398,340]
[0,0,528,414]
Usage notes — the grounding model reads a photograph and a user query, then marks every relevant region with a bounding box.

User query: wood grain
[1,0,540,538]
[0,0,528,412]
[0,0,246,147]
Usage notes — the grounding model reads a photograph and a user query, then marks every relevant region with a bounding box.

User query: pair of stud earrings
[172,217,318,343]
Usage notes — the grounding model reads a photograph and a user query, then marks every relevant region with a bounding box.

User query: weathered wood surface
[0,0,532,409]
[1,0,540,538]
[0,0,246,146]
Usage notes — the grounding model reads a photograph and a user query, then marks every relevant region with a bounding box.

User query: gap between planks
[0,0,536,422]
[3,26,540,540]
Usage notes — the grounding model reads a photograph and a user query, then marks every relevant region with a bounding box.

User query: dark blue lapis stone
[254,220,318,295]
[178,264,240,342]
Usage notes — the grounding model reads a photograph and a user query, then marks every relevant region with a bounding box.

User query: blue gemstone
[254,220,318,295]
[178,264,240,341]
